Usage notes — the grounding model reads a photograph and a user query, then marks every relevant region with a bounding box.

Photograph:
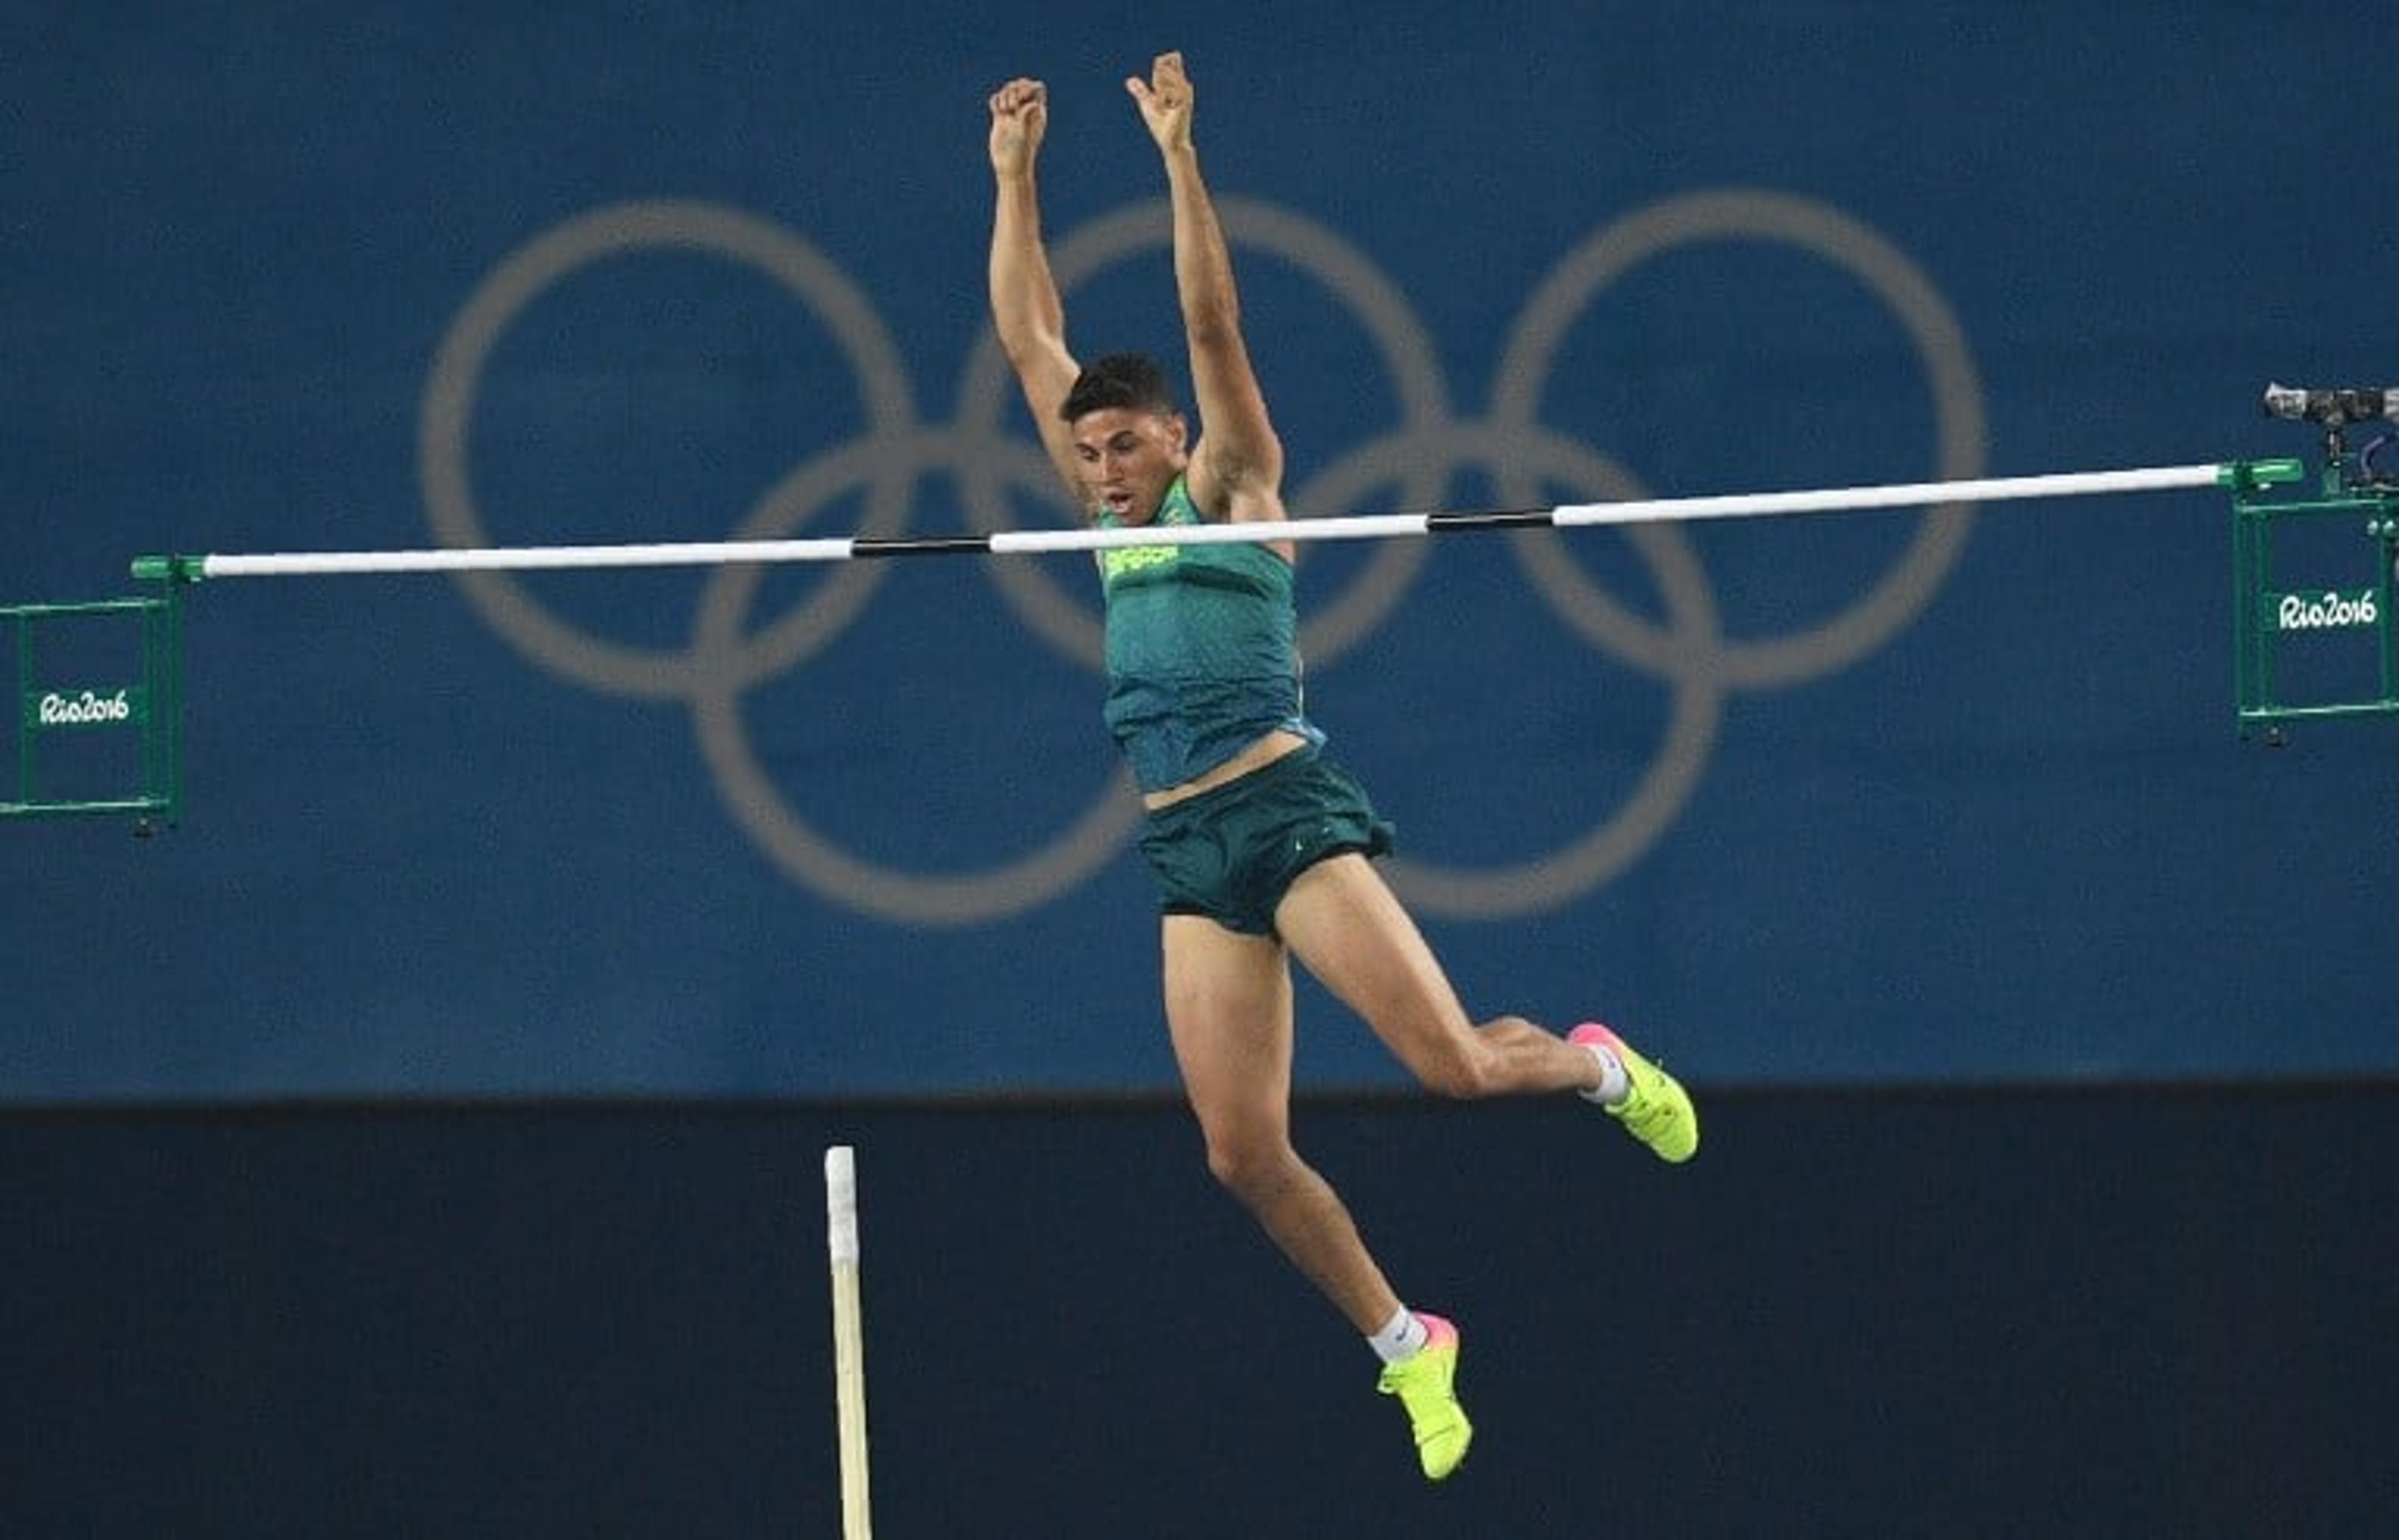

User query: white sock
[1579,1041,1630,1105]
[1366,1307,1429,1365]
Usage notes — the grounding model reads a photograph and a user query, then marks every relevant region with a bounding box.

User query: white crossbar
[149,462,2236,580]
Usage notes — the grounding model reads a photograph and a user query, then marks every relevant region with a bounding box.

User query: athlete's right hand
[988,77,1047,177]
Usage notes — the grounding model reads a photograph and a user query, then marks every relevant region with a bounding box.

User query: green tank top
[1096,477,1322,793]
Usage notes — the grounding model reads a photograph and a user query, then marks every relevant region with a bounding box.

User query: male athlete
[986,51,1696,1480]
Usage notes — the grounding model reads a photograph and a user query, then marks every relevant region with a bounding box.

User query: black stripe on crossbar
[852,534,996,558]
[1425,509,1558,532]
[848,509,1559,556]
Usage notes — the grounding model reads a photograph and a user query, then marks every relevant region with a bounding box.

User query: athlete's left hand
[1126,50,1193,154]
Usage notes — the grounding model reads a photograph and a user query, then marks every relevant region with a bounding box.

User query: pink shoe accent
[1569,1021,1627,1103]
[1569,1021,1624,1053]
[1413,1312,1459,1350]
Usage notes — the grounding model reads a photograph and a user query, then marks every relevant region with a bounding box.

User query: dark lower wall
[7,1086,2395,1537]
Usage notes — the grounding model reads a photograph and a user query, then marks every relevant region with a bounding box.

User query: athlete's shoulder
[1157,474,1202,525]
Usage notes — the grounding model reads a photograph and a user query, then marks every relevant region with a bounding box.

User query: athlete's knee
[1200,1125,1301,1201]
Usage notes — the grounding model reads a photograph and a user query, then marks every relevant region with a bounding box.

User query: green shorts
[1135,746,1397,936]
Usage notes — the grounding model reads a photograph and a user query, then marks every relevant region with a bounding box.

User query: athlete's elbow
[991,316,1051,364]
[1182,299,1242,348]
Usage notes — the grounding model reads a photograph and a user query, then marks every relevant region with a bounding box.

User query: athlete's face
[1069,406,1188,524]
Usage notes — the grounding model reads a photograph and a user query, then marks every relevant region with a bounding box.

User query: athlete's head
[1061,352,1188,524]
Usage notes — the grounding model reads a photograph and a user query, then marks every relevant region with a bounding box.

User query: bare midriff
[1139,727,1313,811]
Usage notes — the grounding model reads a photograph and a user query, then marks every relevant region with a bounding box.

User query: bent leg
[1161,913,1406,1334]
[1275,853,1602,1100]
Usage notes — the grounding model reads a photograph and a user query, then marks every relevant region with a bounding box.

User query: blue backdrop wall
[7,3,2394,1100]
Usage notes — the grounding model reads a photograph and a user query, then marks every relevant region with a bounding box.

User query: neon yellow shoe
[1571,1022,1698,1163]
[1376,1313,1473,1481]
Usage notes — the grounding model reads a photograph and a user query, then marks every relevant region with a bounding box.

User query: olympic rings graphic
[419,189,1985,926]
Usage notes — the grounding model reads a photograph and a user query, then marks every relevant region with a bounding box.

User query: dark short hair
[1060,352,1178,422]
